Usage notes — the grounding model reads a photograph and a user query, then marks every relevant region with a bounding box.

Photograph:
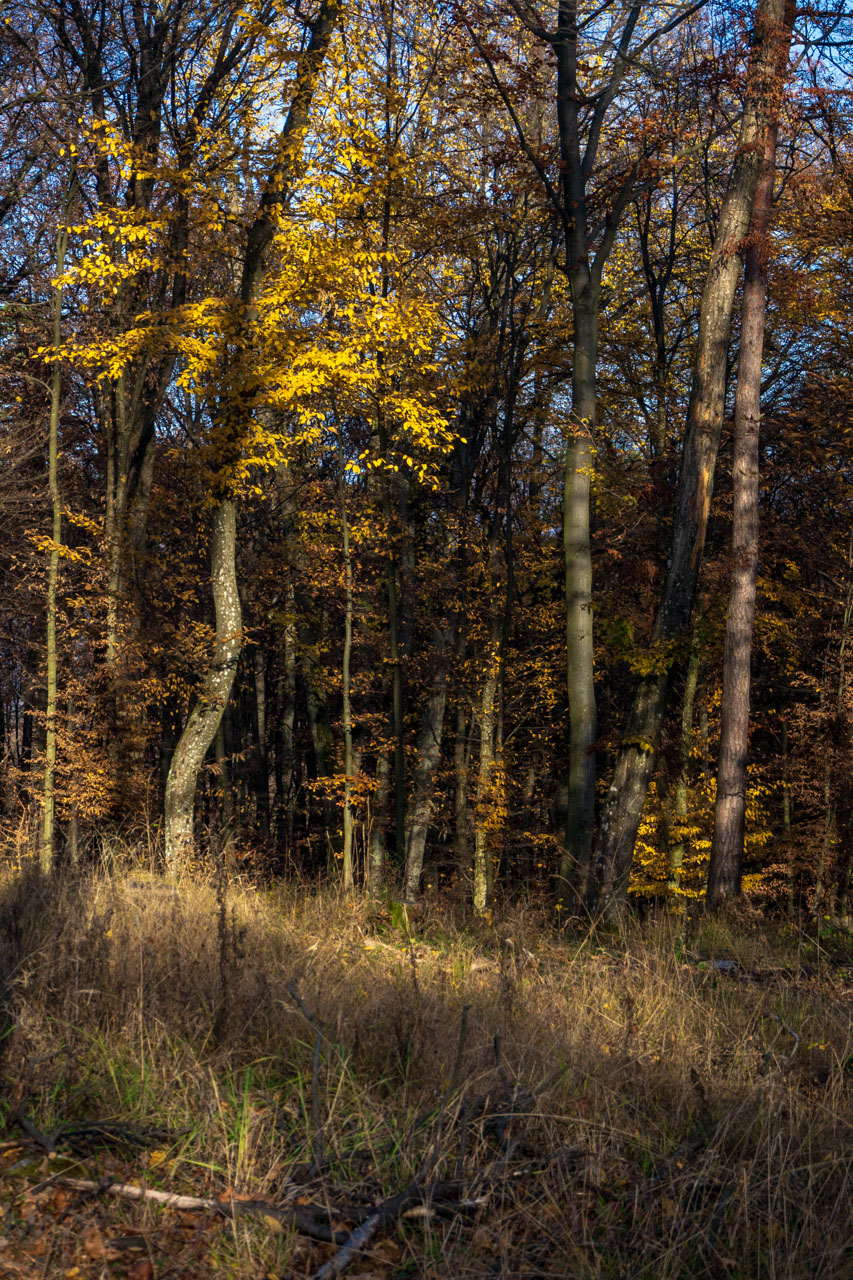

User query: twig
[312,1180,459,1280]
[312,1030,324,1170]
[7,1111,181,1155]
[285,981,329,1041]
[454,1098,469,1181]
[493,1027,512,1094]
[50,1177,350,1244]
[768,1011,801,1058]
[7,1109,63,1154]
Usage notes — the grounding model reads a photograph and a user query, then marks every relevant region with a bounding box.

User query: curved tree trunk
[161,0,339,867]
[165,500,241,864]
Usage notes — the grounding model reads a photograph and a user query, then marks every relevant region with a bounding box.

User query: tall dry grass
[1,855,852,1278]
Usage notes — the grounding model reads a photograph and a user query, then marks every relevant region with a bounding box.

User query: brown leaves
[81,1223,106,1258]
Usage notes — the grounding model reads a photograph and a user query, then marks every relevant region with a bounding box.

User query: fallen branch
[312,1180,460,1280]
[7,1110,181,1156]
[51,1177,350,1244]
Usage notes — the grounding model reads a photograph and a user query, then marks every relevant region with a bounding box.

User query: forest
[1,0,853,917]
[2,0,853,1277]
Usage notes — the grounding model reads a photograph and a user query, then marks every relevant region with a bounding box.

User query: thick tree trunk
[589,0,794,918]
[707,124,779,909]
[165,501,241,864]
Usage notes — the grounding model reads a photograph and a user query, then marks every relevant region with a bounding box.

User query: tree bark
[561,298,598,902]
[368,751,390,894]
[165,501,241,863]
[589,0,795,918]
[707,122,779,909]
[404,626,453,897]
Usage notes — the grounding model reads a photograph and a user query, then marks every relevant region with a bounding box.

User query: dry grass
[1,857,853,1278]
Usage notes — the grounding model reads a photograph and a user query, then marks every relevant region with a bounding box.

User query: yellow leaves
[30,534,92,566]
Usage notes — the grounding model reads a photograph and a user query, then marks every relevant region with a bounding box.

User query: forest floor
[0,859,852,1280]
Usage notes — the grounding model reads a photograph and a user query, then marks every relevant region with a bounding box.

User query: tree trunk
[589,0,794,918]
[42,199,72,874]
[707,122,779,909]
[253,645,270,837]
[279,582,298,852]
[404,628,453,897]
[165,501,241,864]
[454,698,470,872]
[669,630,701,901]
[368,751,390,894]
[473,632,501,916]
[561,298,599,903]
[162,0,338,865]
[338,427,355,891]
[781,719,795,915]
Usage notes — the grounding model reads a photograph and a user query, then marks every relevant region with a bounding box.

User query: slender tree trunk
[780,719,796,914]
[707,124,779,909]
[820,539,853,917]
[669,632,701,901]
[376,0,406,864]
[337,428,355,891]
[376,415,406,860]
[814,777,835,918]
[589,0,794,919]
[253,646,270,837]
[454,698,470,872]
[368,752,390,893]
[42,190,73,874]
[404,627,453,897]
[473,633,501,916]
[165,501,241,863]
[103,381,121,669]
[279,583,297,851]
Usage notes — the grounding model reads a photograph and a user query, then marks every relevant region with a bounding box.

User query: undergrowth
[1,856,852,1278]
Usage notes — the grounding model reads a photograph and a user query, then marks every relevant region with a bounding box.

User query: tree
[590,0,796,917]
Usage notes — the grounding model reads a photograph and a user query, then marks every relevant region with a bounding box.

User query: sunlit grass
[1,855,852,1276]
